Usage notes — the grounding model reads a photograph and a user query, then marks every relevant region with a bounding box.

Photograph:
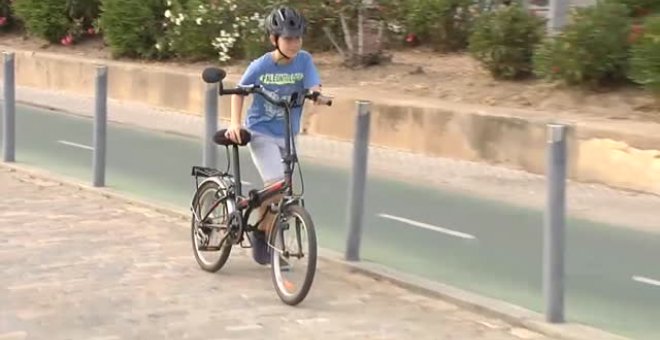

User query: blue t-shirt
[238,50,321,138]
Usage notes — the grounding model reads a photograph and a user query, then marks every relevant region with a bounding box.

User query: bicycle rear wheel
[191,180,233,272]
[269,204,317,305]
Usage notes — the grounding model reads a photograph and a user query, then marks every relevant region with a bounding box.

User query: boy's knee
[258,180,284,232]
[262,192,283,210]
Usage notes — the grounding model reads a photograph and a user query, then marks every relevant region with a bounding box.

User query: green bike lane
[2,104,659,339]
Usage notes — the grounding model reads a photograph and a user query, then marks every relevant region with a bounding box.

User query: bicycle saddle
[213,129,252,146]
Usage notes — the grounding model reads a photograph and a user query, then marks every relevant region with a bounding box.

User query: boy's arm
[230,94,244,127]
[226,60,259,143]
[304,54,324,105]
[304,53,322,92]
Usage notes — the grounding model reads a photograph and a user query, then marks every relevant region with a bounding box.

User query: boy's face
[272,35,302,57]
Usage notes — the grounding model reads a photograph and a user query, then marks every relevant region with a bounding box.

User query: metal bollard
[345,100,371,262]
[203,82,218,169]
[93,65,108,187]
[544,123,567,323]
[2,52,16,163]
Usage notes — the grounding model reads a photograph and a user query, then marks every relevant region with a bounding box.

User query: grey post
[203,82,218,168]
[544,123,567,323]
[345,100,371,262]
[548,0,569,35]
[92,65,108,187]
[2,52,16,162]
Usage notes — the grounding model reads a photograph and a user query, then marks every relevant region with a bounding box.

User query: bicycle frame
[231,94,301,230]
[191,67,328,305]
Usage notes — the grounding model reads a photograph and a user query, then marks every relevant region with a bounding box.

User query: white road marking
[296,317,330,325]
[225,324,263,331]
[377,213,476,240]
[632,275,660,287]
[57,140,93,151]
[58,141,253,186]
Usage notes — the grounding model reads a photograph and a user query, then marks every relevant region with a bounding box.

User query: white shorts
[247,130,290,185]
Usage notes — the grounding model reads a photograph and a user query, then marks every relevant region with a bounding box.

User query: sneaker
[249,230,270,265]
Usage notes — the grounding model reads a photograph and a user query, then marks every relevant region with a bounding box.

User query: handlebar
[201,67,332,107]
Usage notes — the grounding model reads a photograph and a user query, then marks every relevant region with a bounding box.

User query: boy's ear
[269,35,278,46]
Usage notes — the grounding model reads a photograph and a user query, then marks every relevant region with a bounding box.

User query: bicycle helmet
[265,6,307,38]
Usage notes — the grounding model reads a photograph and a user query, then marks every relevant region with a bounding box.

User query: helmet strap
[274,37,292,63]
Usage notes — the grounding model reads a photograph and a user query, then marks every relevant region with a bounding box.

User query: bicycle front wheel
[269,204,318,306]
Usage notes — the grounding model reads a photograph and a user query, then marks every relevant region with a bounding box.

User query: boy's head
[265,6,306,60]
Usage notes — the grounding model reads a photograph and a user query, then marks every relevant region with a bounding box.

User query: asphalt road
[2,104,659,339]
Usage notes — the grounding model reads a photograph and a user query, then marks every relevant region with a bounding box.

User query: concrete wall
[3,47,660,195]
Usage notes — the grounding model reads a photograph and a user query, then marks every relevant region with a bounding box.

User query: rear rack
[191,165,229,190]
[191,165,226,178]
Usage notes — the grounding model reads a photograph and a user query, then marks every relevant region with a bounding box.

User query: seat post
[231,145,242,196]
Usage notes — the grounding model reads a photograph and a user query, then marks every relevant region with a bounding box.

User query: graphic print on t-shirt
[259,72,305,120]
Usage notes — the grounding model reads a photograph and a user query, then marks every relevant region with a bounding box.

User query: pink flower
[405,33,419,46]
[87,27,95,35]
[405,33,416,43]
[61,34,74,46]
[0,17,7,27]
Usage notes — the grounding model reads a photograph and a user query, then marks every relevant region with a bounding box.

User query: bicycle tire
[269,204,318,305]
[191,180,233,272]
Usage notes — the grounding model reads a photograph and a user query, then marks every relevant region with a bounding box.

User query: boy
[224,6,324,265]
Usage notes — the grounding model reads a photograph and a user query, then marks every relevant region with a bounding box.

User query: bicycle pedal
[239,235,253,248]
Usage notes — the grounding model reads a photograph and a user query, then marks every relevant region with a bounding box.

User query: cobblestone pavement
[0,168,554,340]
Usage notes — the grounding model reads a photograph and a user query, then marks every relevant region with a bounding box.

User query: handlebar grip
[316,95,333,106]
[220,88,248,95]
[307,91,333,106]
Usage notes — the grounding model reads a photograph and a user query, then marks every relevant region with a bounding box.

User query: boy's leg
[247,132,286,265]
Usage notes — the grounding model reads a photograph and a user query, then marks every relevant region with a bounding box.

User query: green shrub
[162,0,228,60]
[629,14,660,95]
[11,0,100,43]
[160,0,268,62]
[532,2,632,86]
[100,0,168,59]
[605,0,660,17]
[67,0,102,28]
[402,0,476,52]
[0,0,14,31]
[12,0,70,42]
[159,0,339,63]
[468,3,546,79]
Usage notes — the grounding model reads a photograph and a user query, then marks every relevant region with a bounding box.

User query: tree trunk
[324,0,389,68]
[355,0,386,66]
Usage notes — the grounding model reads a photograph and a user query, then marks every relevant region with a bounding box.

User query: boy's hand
[312,93,333,106]
[308,87,332,106]
[225,124,243,144]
